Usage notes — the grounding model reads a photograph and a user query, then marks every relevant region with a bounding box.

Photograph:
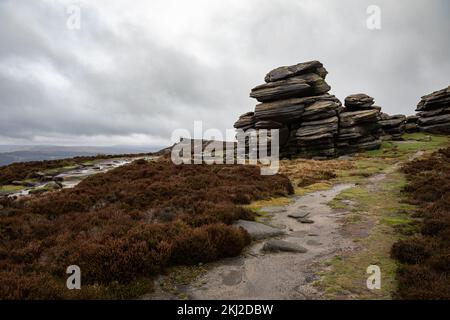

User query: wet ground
[148,183,357,300]
[9,156,158,197]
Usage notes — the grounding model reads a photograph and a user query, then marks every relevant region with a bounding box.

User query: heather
[0,159,293,299]
[391,147,450,299]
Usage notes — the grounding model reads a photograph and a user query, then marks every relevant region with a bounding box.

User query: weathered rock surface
[415,86,450,134]
[234,220,285,240]
[235,61,386,159]
[418,113,450,126]
[339,109,380,127]
[344,94,376,110]
[264,60,327,83]
[297,217,315,224]
[419,122,450,134]
[254,120,284,129]
[337,94,382,154]
[416,86,450,111]
[250,74,331,102]
[233,112,255,130]
[287,212,310,219]
[379,113,408,140]
[262,240,308,253]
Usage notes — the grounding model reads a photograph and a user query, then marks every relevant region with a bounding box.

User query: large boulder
[340,109,380,127]
[264,60,327,83]
[344,94,375,110]
[250,73,330,102]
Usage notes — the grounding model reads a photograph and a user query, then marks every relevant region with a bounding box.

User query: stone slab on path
[298,217,315,224]
[288,212,310,219]
[262,240,308,253]
[234,220,285,240]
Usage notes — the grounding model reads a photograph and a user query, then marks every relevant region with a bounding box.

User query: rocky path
[149,183,357,300]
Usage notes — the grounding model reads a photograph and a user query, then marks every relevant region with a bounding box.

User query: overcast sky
[0,0,449,147]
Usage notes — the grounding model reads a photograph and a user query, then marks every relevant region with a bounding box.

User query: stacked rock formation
[379,113,406,140]
[336,94,382,154]
[415,86,450,134]
[405,116,419,133]
[234,61,343,159]
[285,98,341,158]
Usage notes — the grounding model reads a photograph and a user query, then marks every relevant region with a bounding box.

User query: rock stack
[234,61,343,159]
[336,94,382,154]
[379,113,406,140]
[416,86,450,134]
[283,97,343,158]
[234,61,388,159]
[405,116,419,133]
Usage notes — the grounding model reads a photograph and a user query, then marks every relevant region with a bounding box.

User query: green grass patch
[0,184,25,195]
[380,216,411,226]
[364,133,449,160]
[44,165,79,175]
[334,159,389,184]
[157,265,207,298]
[295,182,332,196]
[316,225,399,299]
[328,186,374,213]
[318,170,414,299]
[244,196,292,213]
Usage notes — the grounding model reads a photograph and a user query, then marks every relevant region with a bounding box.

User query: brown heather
[0,153,154,185]
[0,159,293,299]
[391,147,450,299]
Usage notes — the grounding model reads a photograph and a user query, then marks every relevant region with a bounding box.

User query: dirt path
[148,183,358,300]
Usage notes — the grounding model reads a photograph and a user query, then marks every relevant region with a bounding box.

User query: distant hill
[0,145,162,166]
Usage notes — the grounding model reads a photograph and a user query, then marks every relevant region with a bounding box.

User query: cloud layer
[0,0,449,146]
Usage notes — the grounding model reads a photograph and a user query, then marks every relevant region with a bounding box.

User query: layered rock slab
[415,86,450,134]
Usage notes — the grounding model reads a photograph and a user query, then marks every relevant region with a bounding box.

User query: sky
[0,0,449,147]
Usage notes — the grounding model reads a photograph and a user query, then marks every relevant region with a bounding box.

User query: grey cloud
[0,0,448,146]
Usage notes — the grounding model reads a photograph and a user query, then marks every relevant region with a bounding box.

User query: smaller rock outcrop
[416,86,450,134]
[405,115,419,133]
[379,113,406,140]
[336,94,382,154]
